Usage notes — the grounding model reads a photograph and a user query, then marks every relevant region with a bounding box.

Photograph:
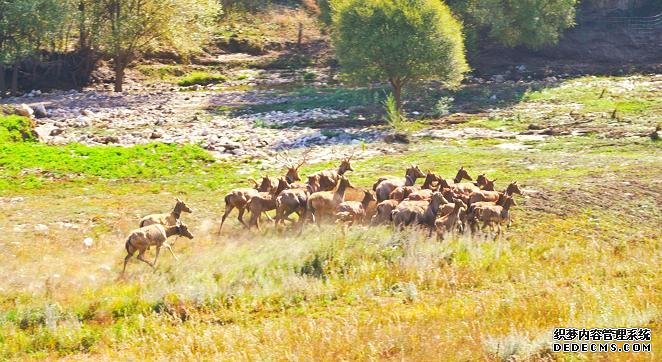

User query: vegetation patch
[177,71,227,87]
[0,115,36,143]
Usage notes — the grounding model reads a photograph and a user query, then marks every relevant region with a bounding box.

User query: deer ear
[460,166,464,170]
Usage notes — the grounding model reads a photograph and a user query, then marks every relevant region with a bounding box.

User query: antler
[275,151,296,168]
[345,149,356,161]
[296,149,312,170]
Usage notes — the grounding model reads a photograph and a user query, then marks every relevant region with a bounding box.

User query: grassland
[0,75,661,360]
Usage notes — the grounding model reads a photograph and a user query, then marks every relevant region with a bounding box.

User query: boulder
[33,103,48,118]
[15,104,34,118]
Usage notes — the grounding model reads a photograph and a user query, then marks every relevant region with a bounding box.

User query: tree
[94,0,220,92]
[0,0,67,95]
[447,0,578,50]
[332,0,468,111]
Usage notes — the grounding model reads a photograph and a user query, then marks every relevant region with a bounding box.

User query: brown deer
[139,198,192,227]
[122,221,194,275]
[309,155,354,191]
[246,177,291,230]
[435,199,467,240]
[335,190,376,225]
[374,165,426,202]
[218,176,274,233]
[305,176,353,226]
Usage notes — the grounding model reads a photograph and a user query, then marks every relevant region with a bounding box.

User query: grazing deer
[139,198,192,227]
[122,221,194,275]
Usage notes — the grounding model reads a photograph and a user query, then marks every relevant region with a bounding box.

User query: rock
[384,132,410,144]
[34,124,59,142]
[34,224,49,233]
[150,131,163,139]
[83,237,94,247]
[81,109,95,117]
[15,104,34,117]
[33,103,48,118]
[528,124,545,130]
[650,125,660,141]
[100,135,119,144]
[493,75,505,83]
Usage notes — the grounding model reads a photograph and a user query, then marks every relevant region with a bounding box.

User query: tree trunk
[390,78,403,112]
[0,64,5,96]
[114,60,125,92]
[11,63,19,96]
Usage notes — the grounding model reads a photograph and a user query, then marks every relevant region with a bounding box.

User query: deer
[374,165,427,202]
[122,221,194,276]
[309,154,354,191]
[218,176,274,233]
[474,196,517,239]
[437,167,479,195]
[335,190,376,226]
[276,149,311,184]
[390,171,441,202]
[467,181,522,230]
[391,192,447,232]
[246,177,291,230]
[371,199,400,225]
[435,199,468,240]
[273,175,320,228]
[139,198,192,227]
[305,176,353,226]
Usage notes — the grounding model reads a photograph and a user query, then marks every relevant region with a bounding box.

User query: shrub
[177,71,227,87]
[0,115,36,143]
[333,0,468,111]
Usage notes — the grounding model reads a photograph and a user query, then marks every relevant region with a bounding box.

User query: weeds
[177,71,227,87]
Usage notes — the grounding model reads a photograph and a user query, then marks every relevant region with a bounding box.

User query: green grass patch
[523,77,660,117]
[0,142,218,192]
[177,71,227,87]
[0,115,36,143]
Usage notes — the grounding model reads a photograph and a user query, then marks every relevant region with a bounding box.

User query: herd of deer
[121,151,522,274]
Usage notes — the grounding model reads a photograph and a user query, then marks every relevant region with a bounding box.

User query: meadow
[0,75,660,360]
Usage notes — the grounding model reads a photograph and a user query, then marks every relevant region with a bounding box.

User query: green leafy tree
[94,0,221,92]
[332,0,468,111]
[447,0,578,49]
[0,0,67,95]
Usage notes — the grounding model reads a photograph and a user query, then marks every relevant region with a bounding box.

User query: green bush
[0,115,36,143]
[332,0,468,111]
[177,71,227,87]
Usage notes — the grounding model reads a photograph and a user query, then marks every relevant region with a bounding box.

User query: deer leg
[152,246,161,268]
[237,207,249,228]
[137,249,154,269]
[219,204,235,234]
[122,253,134,275]
[165,244,179,261]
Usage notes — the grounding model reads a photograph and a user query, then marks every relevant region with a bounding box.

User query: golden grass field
[0,75,660,360]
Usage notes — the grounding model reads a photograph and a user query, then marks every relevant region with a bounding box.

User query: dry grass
[0,134,660,360]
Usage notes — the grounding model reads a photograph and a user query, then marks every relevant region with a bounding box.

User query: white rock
[83,237,94,247]
[34,224,49,233]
